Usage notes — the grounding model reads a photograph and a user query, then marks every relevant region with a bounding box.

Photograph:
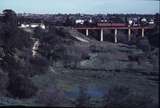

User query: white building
[148,19,154,25]
[89,19,93,23]
[40,23,46,29]
[20,23,46,29]
[75,19,84,25]
[141,18,147,22]
[100,19,107,23]
[20,24,30,28]
[21,24,27,28]
[30,23,39,28]
[128,19,133,25]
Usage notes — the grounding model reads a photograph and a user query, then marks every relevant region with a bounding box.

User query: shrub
[62,45,82,68]
[29,56,49,75]
[128,54,140,64]
[124,94,155,108]
[35,86,65,106]
[7,73,38,98]
[89,44,103,53]
[0,68,8,96]
[103,85,155,108]
[136,37,151,52]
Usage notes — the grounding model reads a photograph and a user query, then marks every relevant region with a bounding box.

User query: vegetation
[0,9,38,98]
[36,86,65,106]
[0,9,159,107]
[103,85,157,108]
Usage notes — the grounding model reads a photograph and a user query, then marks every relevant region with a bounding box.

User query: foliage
[0,9,39,99]
[0,68,8,96]
[136,37,151,52]
[103,85,156,108]
[29,56,49,75]
[35,86,65,106]
[7,72,38,98]
[2,9,17,27]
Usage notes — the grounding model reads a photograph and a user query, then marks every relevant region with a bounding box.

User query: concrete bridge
[73,26,154,43]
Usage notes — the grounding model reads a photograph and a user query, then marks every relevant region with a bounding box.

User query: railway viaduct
[73,26,154,43]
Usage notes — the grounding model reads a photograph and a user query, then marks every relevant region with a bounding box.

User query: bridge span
[73,26,154,43]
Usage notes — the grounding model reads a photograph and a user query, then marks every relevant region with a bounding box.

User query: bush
[34,27,46,39]
[0,68,8,96]
[124,94,155,108]
[136,37,151,52]
[104,85,130,108]
[103,85,155,108]
[29,56,49,75]
[62,45,82,68]
[7,73,38,99]
[35,86,65,106]
[89,44,103,53]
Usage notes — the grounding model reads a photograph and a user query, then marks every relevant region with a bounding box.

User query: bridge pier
[73,26,153,43]
[128,29,131,41]
[142,28,144,38]
[86,29,89,36]
[100,29,104,41]
[114,29,118,43]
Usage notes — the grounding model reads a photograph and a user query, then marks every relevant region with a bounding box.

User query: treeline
[0,9,48,98]
[0,9,90,99]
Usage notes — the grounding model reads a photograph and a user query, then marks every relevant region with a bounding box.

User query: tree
[2,9,17,27]
[34,27,46,39]
[36,86,64,106]
[64,15,73,26]
[7,72,38,98]
[0,10,38,98]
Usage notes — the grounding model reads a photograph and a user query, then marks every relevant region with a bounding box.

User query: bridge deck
[73,26,154,30]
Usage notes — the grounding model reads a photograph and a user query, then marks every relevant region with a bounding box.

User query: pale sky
[0,0,159,14]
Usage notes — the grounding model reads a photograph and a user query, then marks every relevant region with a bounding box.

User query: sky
[0,0,159,14]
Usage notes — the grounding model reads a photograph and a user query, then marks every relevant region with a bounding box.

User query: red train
[97,22,127,27]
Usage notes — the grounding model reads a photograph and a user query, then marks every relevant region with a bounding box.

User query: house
[21,24,29,28]
[88,19,93,23]
[100,19,107,23]
[75,19,84,25]
[148,19,154,25]
[141,18,147,22]
[30,23,39,28]
[128,19,133,25]
[40,23,45,29]
[20,23,46,29]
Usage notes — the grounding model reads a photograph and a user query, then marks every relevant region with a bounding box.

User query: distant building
[141,18,147,22]
[88,19,93,23]
[75,19,84,25]
[0,14,4,21]
[0,13,4,17]
[148,19,154,25]
[40,23,46,29]
[20,23,46,29]
[128,19,133,25]
[100,19,107,23]
[30,23,39,28]
[21,24,29,28]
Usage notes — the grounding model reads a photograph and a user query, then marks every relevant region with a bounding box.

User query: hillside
[0,10,159,107]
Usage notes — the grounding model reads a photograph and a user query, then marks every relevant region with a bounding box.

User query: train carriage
[97,22,127,27]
